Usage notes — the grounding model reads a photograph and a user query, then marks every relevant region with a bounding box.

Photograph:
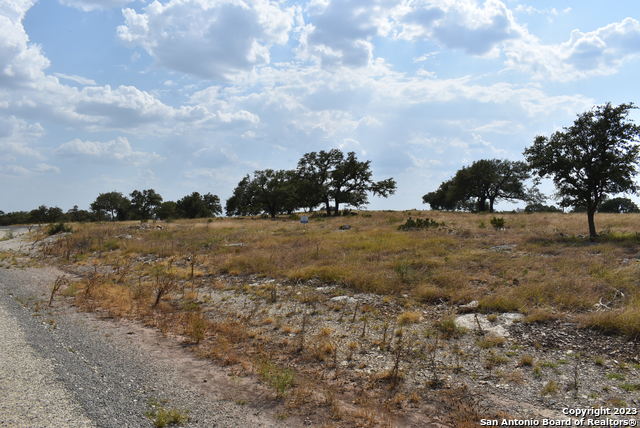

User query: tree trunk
[587,209,597,240]
[325,199,331,216]
[489,198,496,213]
[334,200,340,216]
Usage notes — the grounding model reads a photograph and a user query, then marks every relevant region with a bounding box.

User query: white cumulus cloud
[393,0,524,56]
[56,136,162,165]
[117,0,296,80]
[505,17,640,81]
[299,0,393,67]
[0,0,50,88]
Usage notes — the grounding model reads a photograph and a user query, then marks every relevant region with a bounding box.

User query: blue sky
[1,0,640,212]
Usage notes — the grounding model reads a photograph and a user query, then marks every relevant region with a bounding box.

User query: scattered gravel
[0,299,94,427]
[0,266,282,428]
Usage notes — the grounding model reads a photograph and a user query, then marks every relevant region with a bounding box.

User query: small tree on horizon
[599,197,640,213]
[226,170,300,218]
[90,192,131,221]
[176,192,221,218]
[524,103,640,239]
[423,159,536,212]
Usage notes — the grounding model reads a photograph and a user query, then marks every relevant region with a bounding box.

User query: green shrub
[490,217,505,230]
[145,399,189,427]
[398,217,442,231]
[258,360,295,398]
[103,239,120,251]
[47,222,72,235]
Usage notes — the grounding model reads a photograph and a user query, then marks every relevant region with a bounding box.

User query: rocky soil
[2,228,640,427]
[0,234,287,428]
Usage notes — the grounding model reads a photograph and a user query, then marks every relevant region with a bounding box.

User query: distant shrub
[599,197,640,213]
[524,203,563,213]
[489,216,505,230]
[103,239,120,251]
[145,399,189,428]
[340,209,358,216]
[288,213,300,220]
[398,217,442,231]
[47,222,72,235]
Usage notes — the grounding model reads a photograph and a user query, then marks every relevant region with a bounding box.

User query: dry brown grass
[397,311,422,326]
[51,211,640,337]
[34,211,640,426]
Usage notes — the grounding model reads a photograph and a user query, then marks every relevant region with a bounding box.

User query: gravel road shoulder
[0,262,286,428]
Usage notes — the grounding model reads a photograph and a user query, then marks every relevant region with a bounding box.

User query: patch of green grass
[145,399,190,428]
[541,380,559,396]
[620,383,640,392]
[606,372,625,381]
[434,316,466,339]
[258,359,295,398]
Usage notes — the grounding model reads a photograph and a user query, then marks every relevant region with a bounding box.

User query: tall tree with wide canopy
[297,149,396,215]
[296,149,343,214]
[130,189,163,220]
[328,151,396,214]
[524,103,640,239]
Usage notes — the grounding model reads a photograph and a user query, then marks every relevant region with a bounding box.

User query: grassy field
[35,210,640,425]
[48,210,640,335]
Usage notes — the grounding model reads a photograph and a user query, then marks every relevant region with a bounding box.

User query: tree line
[226,149,396,217]
[423,103,640,239]
[1,148,395,225]
[3,103,639,239]
[0,190,221,226]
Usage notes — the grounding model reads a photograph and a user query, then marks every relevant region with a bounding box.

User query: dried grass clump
[524,308,560,323]
[414,284,449,303]
[580,303,640,338]
[397,311,422,326]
